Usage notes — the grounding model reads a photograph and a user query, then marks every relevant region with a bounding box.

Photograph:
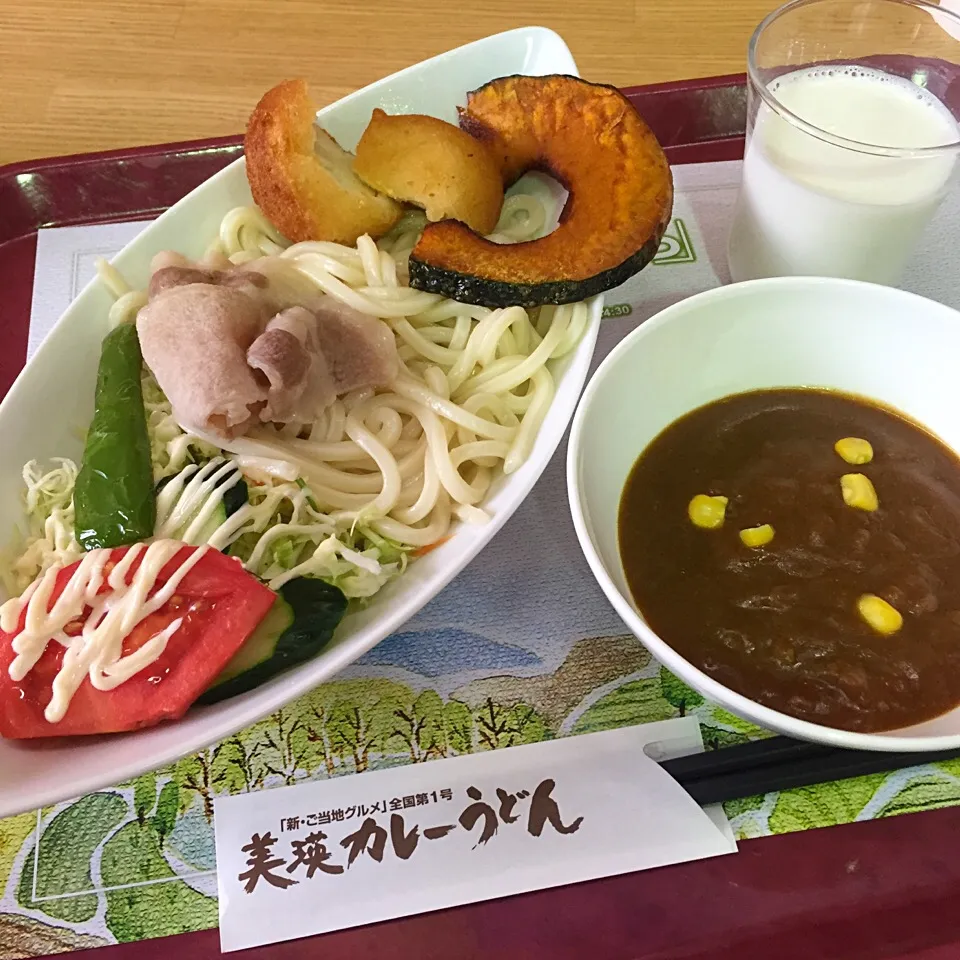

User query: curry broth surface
[619,388,960,733]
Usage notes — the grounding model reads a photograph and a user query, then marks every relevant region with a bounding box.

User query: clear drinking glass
[727,0,960,285]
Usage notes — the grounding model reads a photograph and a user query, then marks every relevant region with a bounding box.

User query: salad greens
[73,323,156,550]
[2,325,416,733]
[222,482,409,599]
[142,372,220,481]
[153,461,410,598]
[6,381,412,606]
[1,459,82,594]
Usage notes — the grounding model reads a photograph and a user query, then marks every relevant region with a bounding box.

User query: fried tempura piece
[353,109,504,235]
[245,79,403,244]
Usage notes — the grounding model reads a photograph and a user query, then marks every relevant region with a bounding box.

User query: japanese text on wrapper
[238,778,584,893]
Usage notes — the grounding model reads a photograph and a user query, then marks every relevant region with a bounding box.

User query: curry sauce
[619,388,960,733]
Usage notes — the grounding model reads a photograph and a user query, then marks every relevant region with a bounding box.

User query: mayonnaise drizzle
[155,456,244,543]
[0,540,209,723]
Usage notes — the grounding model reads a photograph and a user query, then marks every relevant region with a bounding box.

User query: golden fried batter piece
[245,79,403,244]
[353,109,504,235]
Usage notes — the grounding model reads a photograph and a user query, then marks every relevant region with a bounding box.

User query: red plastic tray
[5,74,959,960]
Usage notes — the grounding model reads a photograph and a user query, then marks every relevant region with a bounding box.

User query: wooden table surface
[0,0,776,166]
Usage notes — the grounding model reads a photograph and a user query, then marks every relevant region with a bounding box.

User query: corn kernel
[835,437,874,465]
[840,473,879,512]
[857,594,903,636]
[688,494,728,529]
[739,523,775,548]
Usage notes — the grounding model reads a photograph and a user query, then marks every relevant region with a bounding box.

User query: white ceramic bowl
[568,276,960,752]
[0,26,602,817]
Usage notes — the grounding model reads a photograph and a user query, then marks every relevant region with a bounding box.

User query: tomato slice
[0,545,276,739]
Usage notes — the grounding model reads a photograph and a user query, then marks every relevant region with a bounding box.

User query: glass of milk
[727,0,960,285]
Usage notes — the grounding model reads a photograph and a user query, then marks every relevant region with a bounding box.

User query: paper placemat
[4,161,960,957]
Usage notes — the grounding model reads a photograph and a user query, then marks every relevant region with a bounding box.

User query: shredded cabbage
[2,380,412,603]
[142,372,220,480]
[200,473,409,598]
[1,459,83,594]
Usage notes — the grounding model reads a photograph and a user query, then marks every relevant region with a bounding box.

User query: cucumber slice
[156,472,248,546]
[211,594,296,685]
[197,577,347,704]
[191,501,228,546]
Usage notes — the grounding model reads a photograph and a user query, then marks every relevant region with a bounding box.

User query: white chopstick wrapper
[212,719,736,952]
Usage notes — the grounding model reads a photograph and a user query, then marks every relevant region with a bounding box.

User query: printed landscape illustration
[5,218,960,958]
[4,640,960,958]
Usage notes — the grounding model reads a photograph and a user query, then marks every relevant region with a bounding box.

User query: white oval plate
[0,26,602,817]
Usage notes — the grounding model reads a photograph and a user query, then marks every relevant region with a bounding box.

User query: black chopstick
[658,735,833,781]
[659,735,960,806]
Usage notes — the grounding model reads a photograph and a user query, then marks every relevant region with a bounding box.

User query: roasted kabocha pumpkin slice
[408,74,673,308]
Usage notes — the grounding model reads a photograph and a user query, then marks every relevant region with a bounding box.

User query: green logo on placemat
[600,219,695,317]
[653,218,696,265]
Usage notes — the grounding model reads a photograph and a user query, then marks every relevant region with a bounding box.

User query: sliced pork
[147,252,317,311]
[147,251,269,301]
[313,298,400,394]
[246,307,336,424]
[136,256,399,439]
[137,284,266,436]
[245,300,400,425]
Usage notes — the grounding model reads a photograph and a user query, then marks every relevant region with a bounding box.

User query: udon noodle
[94,196,591,570]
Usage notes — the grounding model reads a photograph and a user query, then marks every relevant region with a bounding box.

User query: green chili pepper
[74,322,156,550]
